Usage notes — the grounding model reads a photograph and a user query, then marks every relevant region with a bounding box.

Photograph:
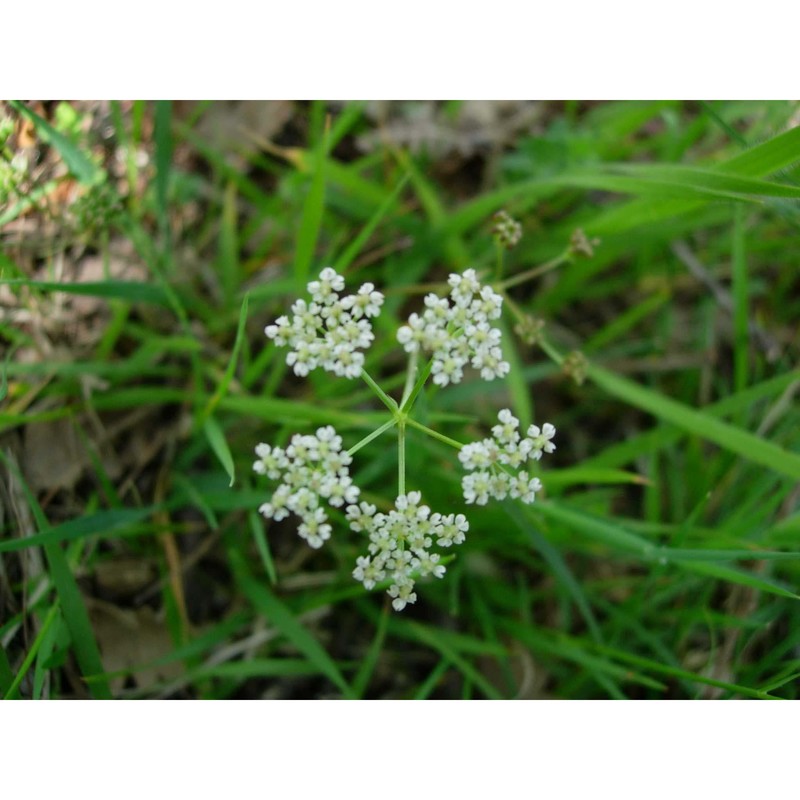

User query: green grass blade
[394,148,470,267]
[218,181,239,307]
[0,507,153,553]
[248,509,277,585]
[503,621,661,694]
[8,101,102,186]
[406,621,504,699]
[587,126,800,235]
[671,560,798,601]
[4,604,59,700]
[0,453,112,698]
[665,549,800,562]
[293,127,328,290]
[0,279,173,306]
[535,499,659,559]
[603,163,800,199]
[0,643,15,696]
[219,394,384,429]
[758,669,800,694]
[732,204,748,393]
[0,346,10,403]
[352,605,390,698]
[413,658,451,699]
[230,550,353,697]
[590,642,778,699]
[505,503,604,644]
[173,474,219,530]
[719,124,800,177]
[544,466,647,488]
[203,416,236,487]
[583,361,800,481]
[536,500,799,601]
[584,370,800,471]
[205,293,249,419]
[153,100,173,250]
[332,173,409,274]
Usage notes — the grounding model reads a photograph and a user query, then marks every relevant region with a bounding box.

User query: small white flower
[298,508,332,549]
[396,269,509,385]
[352,493,469,609]
[353,555,385,590]
[462,471,493,505]
[416,552,446,579]
[436,513,469,547]
[322,473,360,507]
[527,422,557,459]
[458,411,554,507]
[342,282,384,319]
[489,472,510,500]
[265,267,382,380]
[472,285,503,320]
[388,580,417,611]
[264,315,291,346]
[492,408,520,446]
[253,425,363,549]
[431,355,464,387]
[447,268,481,302]
[509,472,542,504]
[423,293,451,321]
[308,267,345,303]
[346,501,377,533]
[397,312,428,353]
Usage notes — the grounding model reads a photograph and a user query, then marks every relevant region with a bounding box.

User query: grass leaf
[8,101,103,186]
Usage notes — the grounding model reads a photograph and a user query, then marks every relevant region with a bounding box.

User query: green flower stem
[498,250,570,291]
[347,417,398,457]
[406,416,464,451]
[400,350,419,408]
[538,335,565,365]
[360,368,398,413]
[400,356,434,414]
[398,420,406,496]
[499,289,527,325]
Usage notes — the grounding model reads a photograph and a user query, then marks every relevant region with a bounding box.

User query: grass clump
[1,100,799,699]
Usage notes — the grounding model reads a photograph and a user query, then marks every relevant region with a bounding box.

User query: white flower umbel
[265,267,384,380]
[348,491,468,611]
[254,425,360,549]
[396,268,510,386]
[459,409,555,506]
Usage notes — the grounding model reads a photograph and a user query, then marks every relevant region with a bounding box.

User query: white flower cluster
[348,492,469,611]
[265,267,384,379]
[397,268,510,386]
[459,409,556,506]
[253,425,360,549]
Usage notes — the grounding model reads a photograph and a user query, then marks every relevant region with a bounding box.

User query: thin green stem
[347,417,397,456]
[400,350,419,408]
[360,368,398,413]
[4,603,59,700]
[406,417,464,451]
[398,420,406,496]
[500,289,527,326]
[400,356,434,414]
[498,251,570,291]
[538,335,565,366]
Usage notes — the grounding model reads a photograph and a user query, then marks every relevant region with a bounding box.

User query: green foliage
[1,100,798,699]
